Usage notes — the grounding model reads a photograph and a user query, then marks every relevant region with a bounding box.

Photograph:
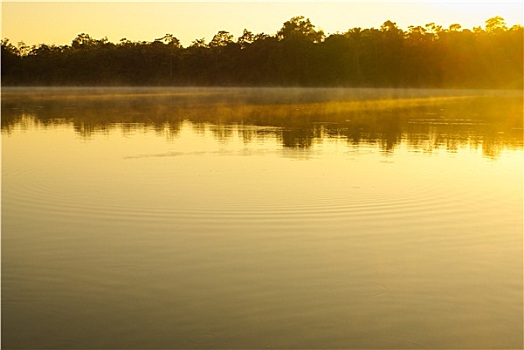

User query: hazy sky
[2,1,523,47]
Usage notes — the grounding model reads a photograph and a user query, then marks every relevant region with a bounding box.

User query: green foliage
[1,16,522,88]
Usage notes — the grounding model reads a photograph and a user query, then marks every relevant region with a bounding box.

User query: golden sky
[2,1,523,47]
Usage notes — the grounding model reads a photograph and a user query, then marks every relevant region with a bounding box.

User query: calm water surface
[2,88,523,349]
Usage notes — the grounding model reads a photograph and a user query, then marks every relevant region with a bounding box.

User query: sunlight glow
[2,2,522,47]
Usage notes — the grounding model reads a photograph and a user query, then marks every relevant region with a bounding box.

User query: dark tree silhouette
[1,16,522,88]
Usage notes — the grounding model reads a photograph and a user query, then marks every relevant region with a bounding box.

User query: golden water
[2,88,522,349]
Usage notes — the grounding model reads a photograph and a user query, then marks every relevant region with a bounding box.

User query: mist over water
[2,87,523,349]
[2,87,522,157]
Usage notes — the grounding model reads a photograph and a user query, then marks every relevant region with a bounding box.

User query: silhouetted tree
[1,16,521,88]
[277,16,325,43]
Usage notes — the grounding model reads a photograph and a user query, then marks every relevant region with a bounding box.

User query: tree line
[1,16,522,88]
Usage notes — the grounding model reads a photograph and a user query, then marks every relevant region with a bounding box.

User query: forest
[1,16,522,88]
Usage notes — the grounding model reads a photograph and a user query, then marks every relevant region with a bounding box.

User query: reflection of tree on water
[209,124,234,143]
[281,128,315,149]
[2,89,522,159]
[3,111,521,159]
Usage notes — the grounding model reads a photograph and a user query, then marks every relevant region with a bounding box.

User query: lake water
[2,87,523,349]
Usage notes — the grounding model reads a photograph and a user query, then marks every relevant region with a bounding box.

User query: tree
[155,33,182,48]
[1,16,521,88]
[209,31,234,48]
[1,39,21,84]
[190,38,207,48]
[71,33,99,49]
[237,29,255,49]
[277,16,324,43]
[448,24,462,32]
[485,16,507,33]
[379,20,405,86]
[345,28,365,83]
